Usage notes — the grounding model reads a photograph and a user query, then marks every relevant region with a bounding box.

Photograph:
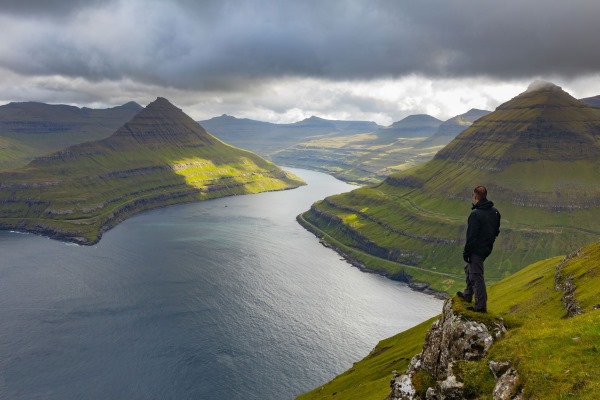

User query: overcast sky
[1,0,599,125]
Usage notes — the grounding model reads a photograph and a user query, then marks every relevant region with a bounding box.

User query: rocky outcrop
[554,249,584,317]
[386,299,521,400]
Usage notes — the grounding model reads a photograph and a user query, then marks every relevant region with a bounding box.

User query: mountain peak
[299,116,327,123]
[112,97,216,146]
[525,80,562,93]
[292,115,337,129]
[397,114,441,123]
[497,80,586,111]
[145,96,180,111]
[435,83,600,174]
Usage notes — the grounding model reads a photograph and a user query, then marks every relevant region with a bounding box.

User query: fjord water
[0,168,441,399]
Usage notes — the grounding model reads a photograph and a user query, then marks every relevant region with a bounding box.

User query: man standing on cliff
[457,186,501,313]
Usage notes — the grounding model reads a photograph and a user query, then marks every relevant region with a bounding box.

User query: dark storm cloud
[0,0,110,16]
[1,0,599,90]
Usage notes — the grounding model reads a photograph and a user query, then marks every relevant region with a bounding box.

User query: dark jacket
[463,199,501,259]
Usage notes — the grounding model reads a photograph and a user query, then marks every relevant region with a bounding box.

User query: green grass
[296,241,600,399]
[485,243,600,399]
[302,179,593,288]
[298,211,463,293]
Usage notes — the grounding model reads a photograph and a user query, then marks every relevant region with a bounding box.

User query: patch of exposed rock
[386,299,521,399]
[554,248,583,317]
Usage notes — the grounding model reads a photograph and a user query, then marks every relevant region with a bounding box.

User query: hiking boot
[456,291,472,303]
[466,306,487,313]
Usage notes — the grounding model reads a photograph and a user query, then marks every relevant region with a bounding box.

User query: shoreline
[296,213,449,300]
[0,182,305,246]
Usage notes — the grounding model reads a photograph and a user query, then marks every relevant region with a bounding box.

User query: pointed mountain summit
[109,97,219,147]
[0,98,303,244]
[300,82,600,293]
[432,81,600,201]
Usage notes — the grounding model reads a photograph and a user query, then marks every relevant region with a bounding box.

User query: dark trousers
[463,254,487,311]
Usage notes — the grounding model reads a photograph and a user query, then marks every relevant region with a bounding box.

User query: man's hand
[463,252,470,263]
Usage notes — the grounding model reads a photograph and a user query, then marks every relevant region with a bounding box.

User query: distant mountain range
[299,81,600,293]
[269,110,490,184]
[0,98,303,244]
[198,114,383,155]
[0,101,142,170]
[581,95,600,107]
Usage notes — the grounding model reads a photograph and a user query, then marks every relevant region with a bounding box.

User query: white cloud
[2,69,597,126]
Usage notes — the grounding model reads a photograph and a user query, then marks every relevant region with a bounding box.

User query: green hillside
[297,241,600,399]
[300,82,600,293]
[0,97,304,244]
[0,101,142,170]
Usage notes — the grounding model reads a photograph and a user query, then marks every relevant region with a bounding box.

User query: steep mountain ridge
[300,82,600,292]
[437,82,600,171]
[0,97,303,244]
[409,81,600,208]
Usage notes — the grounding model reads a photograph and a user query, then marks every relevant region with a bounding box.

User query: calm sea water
[0,168,441,400]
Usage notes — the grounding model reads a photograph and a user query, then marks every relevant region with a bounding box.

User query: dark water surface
[0,168,441,399]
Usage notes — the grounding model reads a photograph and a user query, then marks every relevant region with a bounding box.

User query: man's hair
[473,185,487,200]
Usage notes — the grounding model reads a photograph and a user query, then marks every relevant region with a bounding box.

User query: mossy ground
[296,242,600,399]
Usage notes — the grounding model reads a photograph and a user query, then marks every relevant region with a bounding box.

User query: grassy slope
[300,86,600,292]
[298,241,600,399]
[0,102,142,170]
[0,98,304,243]
[0,136,38,170]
